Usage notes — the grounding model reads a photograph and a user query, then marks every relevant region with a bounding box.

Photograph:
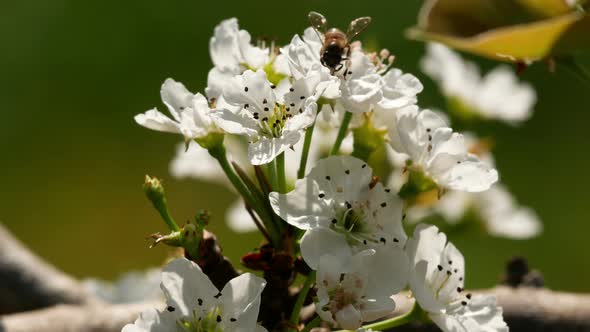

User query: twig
[0,223,94,314]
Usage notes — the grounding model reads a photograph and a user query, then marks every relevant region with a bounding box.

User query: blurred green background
[1,0,589,291]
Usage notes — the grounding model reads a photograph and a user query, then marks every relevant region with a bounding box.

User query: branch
[0,302,159,332]
[1,287,590,332]
[384,287,590,332]
[0,223,94,314]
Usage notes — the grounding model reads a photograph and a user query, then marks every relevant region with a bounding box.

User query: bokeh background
[1,0,589,291]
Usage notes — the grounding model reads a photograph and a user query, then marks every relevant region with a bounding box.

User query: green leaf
[409,0,588,62]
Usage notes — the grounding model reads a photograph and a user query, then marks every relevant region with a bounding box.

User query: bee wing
[346,16,371,41]
[308,11,328,32]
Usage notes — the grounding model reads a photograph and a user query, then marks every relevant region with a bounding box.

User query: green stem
[152,199,179,232]
[336,302,420,331]
[276,152,287,193]
[268,160,279,192]
[297,123,316,179]
[209,145,258,214]
[287,271,316,332]
[300,316,321,332]
[330,111,353,155]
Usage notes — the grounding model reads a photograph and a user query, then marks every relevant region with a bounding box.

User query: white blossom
[212,69,319,165]
[421,43,536,125]
[206,18,274,100]
[281,28,422,114]
[406,224,508,332]
[315,250,396,330]
[135,79,217,143]
[388,132,541,239]
[122,258,267,332]
[389,107,498,192]
[270,156,408,294]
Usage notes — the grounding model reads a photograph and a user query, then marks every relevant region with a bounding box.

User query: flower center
[256,103,293,138]
[330,203,377,246]
[176,305,233,332]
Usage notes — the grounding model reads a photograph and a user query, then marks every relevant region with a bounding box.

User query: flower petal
[219,273,266,332]
[300,227,351,269]
[134,109,181,134]
[160,258,218,316]
[122,308,177,332]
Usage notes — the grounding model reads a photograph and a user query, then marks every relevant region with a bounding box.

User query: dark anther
[325,176,331,180]
[167,306,175,312]
[318,193,325,198]
[216,315,222,322]
[244,87,249,92]
[380,202,387,207]
[345,169,350,175]
[437,265,443,271]
[214,292,222,299]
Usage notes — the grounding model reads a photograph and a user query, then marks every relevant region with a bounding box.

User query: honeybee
[308,11,372,76]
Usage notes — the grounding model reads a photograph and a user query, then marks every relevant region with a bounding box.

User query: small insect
[308,11,372,76]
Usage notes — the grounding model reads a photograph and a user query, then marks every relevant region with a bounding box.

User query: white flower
[122,258,267,332]
[388,132,541,239]
[315,250,396,330]
[84,268,162,304]
[475,184,542,239]
[212,69,319,165]
[280,28,341,99]
[269,156,408,294]
[206,18,271,100]
[390,107,498,192]
[421,43,536,125]
[135,79,217,143]
[340,48,423,114]
[281,28,421,113]
[406,224,508,332]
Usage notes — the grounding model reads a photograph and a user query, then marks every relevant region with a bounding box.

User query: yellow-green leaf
[516,0,572,17]
[409,0,588,62]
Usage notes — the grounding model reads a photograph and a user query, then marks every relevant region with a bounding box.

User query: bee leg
[343,47,352,78]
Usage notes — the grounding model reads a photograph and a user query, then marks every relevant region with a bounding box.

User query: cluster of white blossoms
[421,43,536,125]
[127,13,541,332]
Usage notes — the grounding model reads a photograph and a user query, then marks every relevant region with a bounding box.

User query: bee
[308,11,372,76]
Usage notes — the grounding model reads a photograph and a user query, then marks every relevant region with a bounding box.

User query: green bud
[143,175,165,204]
[262,60,287,86]
[195,132,225,152]
[352,117,387,162]
[149,223,203,259]
[143,175,180,232]
[398,169,438,201]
